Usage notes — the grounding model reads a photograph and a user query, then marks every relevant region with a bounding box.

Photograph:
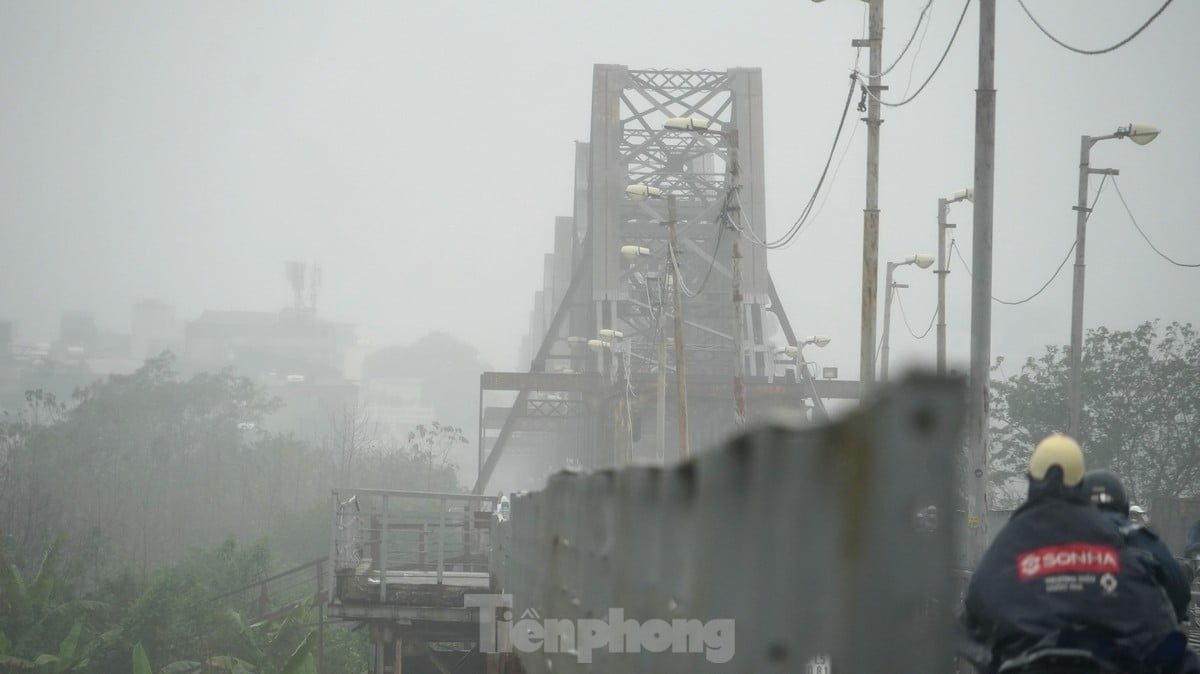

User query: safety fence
[491,375,966,673]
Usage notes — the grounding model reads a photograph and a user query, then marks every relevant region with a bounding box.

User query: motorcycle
[996,647,1122,674]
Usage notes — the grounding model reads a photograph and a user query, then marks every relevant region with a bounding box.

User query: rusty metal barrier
[491,375,966,673]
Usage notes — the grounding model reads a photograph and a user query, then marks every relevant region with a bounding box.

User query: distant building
[261,375,360,445]
[185,309,355,379]
[57,311,98,353]
[359,377,436,443]
[131,299,182,360]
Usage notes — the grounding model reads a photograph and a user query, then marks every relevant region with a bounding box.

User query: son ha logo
[1017,543,1120,580]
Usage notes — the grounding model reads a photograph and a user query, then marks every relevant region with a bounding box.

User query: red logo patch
[1016,543,1120,580]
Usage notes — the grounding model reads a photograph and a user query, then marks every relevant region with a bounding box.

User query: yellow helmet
[1030,434,1084,487]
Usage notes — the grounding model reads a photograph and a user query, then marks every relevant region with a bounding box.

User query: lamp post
[626,184,691,459]
[937,188,972,375]
[880,254,934,382]
[622,244,668,463]
[776,335,832,420]
[1068,123,1160,438]
[663,116,748,427]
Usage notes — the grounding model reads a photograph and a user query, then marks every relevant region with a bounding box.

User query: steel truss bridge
[474,65,859,496]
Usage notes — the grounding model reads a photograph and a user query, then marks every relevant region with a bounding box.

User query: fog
[2,1,1196,379]
[1,3,1197,671]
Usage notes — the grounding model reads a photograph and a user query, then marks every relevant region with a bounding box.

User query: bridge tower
[476,65,841,495]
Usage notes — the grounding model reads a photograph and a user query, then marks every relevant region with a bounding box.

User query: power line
[735,74,858,250]
[668,219,726,299]
[894,288,936,339]
[950,174,1109,305]
[860,0,935,79]
[951,238,1075,306]
[901,0,936,99]
[1111,177,1200,268]
[1016,0,1174,56]
[856,0,971,108]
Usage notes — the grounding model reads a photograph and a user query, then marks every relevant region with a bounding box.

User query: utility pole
[936,198,952,376]
[966,0,996,567]
[1068,138,1093,440]
[857,0,884,391]
[656,304,667,463]
[666,195,691,459]
[1068,138,1119,438]
[727,130,747,427]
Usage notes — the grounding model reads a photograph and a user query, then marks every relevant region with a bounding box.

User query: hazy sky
[2,0,1196,379]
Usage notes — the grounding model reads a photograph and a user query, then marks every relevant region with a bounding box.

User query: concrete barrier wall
[492,376,966,673]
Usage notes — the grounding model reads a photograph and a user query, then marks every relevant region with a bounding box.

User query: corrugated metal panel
[494,376,965,672]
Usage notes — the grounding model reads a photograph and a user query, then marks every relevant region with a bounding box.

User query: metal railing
[211,557,328,621]
[330,489,498,605]
[492,375,967,673]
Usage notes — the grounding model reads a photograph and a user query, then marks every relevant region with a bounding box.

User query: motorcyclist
[1082,469,1193,623]
[962,434,1194,673]
[1131,505,1151,527]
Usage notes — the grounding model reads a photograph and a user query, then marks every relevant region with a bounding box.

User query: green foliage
[0,351,465,673]
[131,643,152,674]
[991,320,1200,503]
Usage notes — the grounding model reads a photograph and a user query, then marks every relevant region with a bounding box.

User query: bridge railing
[492,375,966,673]
[330,489,498,606]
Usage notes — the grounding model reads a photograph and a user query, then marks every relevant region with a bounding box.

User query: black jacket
[963,483,1185,671]
[1104,511,1193,624]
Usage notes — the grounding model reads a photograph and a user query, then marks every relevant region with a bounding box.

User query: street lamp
[881,254,934,382]
[937,188,972,375]
[1068,123,1160,438]
[625,184,691,459]
[661,117,750,426]
[775,335,832,419]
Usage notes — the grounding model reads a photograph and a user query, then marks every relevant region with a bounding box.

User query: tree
[990,320,1200,505]
[0,538,120,672]
[403,422,468,492]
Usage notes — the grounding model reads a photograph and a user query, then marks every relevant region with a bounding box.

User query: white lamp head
[951,188,974,203]
[907,254,935,269]
[663,117,711,131]
[598,329,624,340]
[625,184,663,202]
[1122,122,1160,146]
[620,245,652,261]
[587,339,609,352]
[804,335,832,348]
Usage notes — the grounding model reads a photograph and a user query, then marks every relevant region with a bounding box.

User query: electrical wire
[1111,177,1200,268]
[949,174,1109,305]
[810,109,861,225]
[901,0,936,100]
[729,75,858,251]
[951,238,1075,306]
[1016,0,1174,56]
[859,0,936,79]
[674,220,726,298]
[894,288,937,339]
[856,0,971,108]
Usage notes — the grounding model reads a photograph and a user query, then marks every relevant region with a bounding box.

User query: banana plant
[147,601,318,674]
[1,539,119,672]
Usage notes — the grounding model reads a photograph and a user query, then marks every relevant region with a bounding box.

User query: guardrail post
[437,496,447,584]
[379,494,389,602]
